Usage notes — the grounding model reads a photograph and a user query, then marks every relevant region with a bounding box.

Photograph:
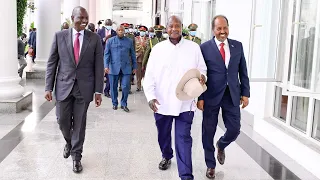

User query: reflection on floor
[0,79,316,180]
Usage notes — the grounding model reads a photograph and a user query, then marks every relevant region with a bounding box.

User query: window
[291,96,309,132]
[274,87,288,121]
[312,100,320,141]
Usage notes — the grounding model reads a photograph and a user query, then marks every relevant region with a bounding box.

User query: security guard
[142,25,166,70]
[185,23,201,45]
[135,26,148,91]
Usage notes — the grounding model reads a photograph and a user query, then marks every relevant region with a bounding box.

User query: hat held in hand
[176,69,207,101]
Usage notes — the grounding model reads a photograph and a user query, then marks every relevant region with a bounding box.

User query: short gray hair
[166,15,182,28]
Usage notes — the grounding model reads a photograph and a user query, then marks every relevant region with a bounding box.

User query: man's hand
[199,74,206,85]
[197,100,204,111]
[45,91,53,102]
[132,69,136,74]
[149,99,160,112]
[241,96,249,109]
[104,68,109,74]
[95,94,102,107]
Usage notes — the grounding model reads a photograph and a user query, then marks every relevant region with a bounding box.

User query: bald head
[167,15,182,39]
[71,6,89,32]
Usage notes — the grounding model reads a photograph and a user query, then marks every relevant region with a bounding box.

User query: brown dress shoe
[216,142,225,165]
[206,168,215,179]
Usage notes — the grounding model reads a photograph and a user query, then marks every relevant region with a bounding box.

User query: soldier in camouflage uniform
[184,23,201,45]
[135,26,148,91]
[142,25,166,71]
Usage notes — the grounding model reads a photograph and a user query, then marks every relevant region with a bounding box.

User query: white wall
[215,0,253,58]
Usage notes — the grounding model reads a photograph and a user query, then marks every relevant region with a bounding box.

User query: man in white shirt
[143,15,207,180]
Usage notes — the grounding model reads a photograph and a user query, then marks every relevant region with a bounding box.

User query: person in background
[97,19,117,98]
[148,27,155,39]
[184,23,201,45]
[135,25,148,91]
[17,34,27,78]
[104,25,137,112]
[61,22,70,30]
[142,25,166,71]
[88,23,95,32]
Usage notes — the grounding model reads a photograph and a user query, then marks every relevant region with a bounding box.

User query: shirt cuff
[146,94,156,103]
[95,92,102,94]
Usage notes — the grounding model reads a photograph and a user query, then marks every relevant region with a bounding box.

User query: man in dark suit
[197,15,250,179]
[29,28,37,62]
[44,6,104,173]
[97,19,117,98]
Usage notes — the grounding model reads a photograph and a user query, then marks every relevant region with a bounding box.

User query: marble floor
[0,79,316,180]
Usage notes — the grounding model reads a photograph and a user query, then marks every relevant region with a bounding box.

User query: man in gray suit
[45,6,104,173]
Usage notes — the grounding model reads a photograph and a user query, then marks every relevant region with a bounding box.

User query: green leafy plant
[27,2,36,11]
[30,22,34,29]
[182,26,189,36]
[17,0,28,36]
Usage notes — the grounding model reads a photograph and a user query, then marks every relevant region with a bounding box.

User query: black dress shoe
[129,90,132,94]
[119,87,122,91]
[216,142,225,165]
[73,160,83,173]
[121,106,130,112]
[206,168,215,179]
[113,106,118,110]
[136,88,141,92]
[104,93,111,98]
[63,144,71,159]
[158,158,171,170]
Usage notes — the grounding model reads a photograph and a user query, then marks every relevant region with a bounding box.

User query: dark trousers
[154,112,194,180]
[56,82,90,161]
[202,86,241,168]
[109,73,130,107]
[104,73,110,95]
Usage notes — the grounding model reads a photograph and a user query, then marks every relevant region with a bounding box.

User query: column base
[0,92,33,113]
[26,71,46,79]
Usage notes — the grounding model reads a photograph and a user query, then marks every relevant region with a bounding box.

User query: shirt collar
[167,36,184,47]
[214,37,228,47]
[73,28,84,36]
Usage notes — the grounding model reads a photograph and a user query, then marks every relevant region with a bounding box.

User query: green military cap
[188,23,198,31]
[154,25,165,31]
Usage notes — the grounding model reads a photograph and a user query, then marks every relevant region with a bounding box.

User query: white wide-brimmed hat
[176,69,207,101]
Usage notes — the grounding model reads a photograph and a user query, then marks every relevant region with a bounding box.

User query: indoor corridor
[0,79,317,180]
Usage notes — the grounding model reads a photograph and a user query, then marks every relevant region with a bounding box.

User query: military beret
[139,26,148,31]
[121,23,130,28]
[188,23,198,31]
[154,25,165,31]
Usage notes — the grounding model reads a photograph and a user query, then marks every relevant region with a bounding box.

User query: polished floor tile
[0,81,314,180]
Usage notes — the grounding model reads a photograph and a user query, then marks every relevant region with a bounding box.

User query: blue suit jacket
[199,38,250,106]
[104,36,137,75]
[97,27,117,49]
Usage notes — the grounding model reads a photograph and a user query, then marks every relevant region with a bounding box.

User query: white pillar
[33,0,61,72]
[99,0,113,20]
[160,0,166,26]
[89,0,97,24]
[63,0,80,22]
[96,0,102,24]
[80,0,89,10]
[183,0,192,27]
[0,0,24,100]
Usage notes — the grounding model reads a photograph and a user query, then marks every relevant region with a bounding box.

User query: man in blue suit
[98,19,117,98]
[104,25,137,112]
[197,15,250,179]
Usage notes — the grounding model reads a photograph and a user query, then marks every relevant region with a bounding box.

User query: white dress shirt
[72,28,84,56]
[214,37,230,68]
[143,38,207,116]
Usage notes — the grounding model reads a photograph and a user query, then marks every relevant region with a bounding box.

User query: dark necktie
[74,33,80,64]
[220,42,225,61]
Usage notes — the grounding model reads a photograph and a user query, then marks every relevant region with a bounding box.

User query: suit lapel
[210,38,226,69]
[227,39,235,69]
[78,30,91,66]
[65,28,76,66]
